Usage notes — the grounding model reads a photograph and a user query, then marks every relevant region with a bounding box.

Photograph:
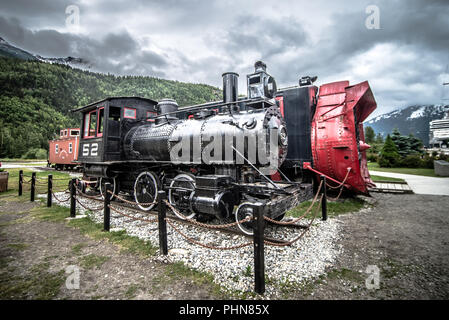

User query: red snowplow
[310,80,377,194]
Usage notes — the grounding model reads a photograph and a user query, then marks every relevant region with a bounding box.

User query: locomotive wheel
[235,202,254,235]
[133,171,159,211]
[99,177,118,200]
[168,173,196,220]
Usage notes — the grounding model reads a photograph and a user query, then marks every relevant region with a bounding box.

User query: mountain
[0,56,221,158]
[365,105,449,146]
[0,36,91,70]
[0,37,37,61]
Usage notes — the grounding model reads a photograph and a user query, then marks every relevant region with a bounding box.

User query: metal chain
[264,194,323,247]
[263,179,323,226]
[108,190,157,206]
[75,186,103,201]
[164,199,253,229]
[108,205,159,223]
[51,189,71,202]
[165,218,252,250]
[75,198,103,211]
[327,185,344,201]
[325,168,351,189]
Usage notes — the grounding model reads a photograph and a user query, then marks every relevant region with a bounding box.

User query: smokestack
[222,72,239,105]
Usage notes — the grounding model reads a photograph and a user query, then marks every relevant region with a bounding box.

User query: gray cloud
[0,15,168,77]
[0,0,448,117]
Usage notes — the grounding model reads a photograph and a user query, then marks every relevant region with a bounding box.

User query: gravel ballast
[40,191,347,297]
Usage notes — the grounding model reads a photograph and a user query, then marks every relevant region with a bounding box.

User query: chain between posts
[51,189,71,202]
[165,218,253,250]
[325,168,351,189]
[75,197,103,211]
[163,199,253,229]
[75,186,103,201]
[108,204,159,223]
[326,185,344,201]
[263,179,323,226]
[263,194,323,247]
[107,190,157,206]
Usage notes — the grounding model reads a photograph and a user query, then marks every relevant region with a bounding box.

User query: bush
[400,155,422,168]
[378,134,401,167]
[22,148,48,159]
[367,153,378,162]
[422,155,435,169]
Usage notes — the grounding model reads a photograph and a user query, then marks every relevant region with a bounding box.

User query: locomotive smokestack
[254,60,267,72]
[222,72,239,105]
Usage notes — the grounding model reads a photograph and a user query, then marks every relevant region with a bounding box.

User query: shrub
[422,155,435,169]
[400,155,422,168]
[367,153,378,162]
[22,148,48,159]
[378,134,401,167]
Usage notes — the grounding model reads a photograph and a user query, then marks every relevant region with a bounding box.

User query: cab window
[97,108,104,136]
[83,110,97,138]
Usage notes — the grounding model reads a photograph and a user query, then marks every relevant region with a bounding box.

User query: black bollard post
[157,190,168,255]
[47,174,52,207]
[70,178,76,218]
[253,202,265,295]
[18,170,23,196]
[30,172,36,202]
[321,175,327,221]
[103,183,111,231]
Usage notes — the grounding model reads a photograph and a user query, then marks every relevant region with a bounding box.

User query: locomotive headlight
[278,126,288,146]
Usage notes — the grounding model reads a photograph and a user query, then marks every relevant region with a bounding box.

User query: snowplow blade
[311,80,377,194]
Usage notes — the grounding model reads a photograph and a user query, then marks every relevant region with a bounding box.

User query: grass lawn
[286,196,367,219]
[368,162,438,177]
[0,168,73,198]
[0,158,47,162]
[370,175,406,183]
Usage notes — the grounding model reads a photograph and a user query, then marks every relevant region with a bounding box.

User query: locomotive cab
[74,96,158,169]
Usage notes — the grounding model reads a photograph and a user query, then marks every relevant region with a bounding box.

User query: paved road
[370,170,449,196]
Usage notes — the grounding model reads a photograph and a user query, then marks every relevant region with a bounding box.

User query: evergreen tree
[378,134,401,167]
[364,126,375,144]
[375,133,384,144]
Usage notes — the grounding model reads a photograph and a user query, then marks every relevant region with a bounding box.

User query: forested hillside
[0,57,221,158]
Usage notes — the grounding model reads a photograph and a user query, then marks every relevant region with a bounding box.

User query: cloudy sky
[0,0,448,118]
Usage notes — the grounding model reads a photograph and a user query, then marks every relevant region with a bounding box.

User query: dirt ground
[290,193,449,300]
[0,198,223,300]
[1,192,448,300]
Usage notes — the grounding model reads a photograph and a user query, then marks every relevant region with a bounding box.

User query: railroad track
[74,191,309,246]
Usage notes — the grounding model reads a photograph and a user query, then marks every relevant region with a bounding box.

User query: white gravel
[40,191,345,298]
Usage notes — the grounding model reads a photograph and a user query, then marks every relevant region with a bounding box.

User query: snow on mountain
[0,36,90,70]
[365,105,449,146]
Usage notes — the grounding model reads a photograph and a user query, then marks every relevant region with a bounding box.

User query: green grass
[7,243,30,251]
[0,158,47,162]
[0,168,72,197]
[370,175,406,183]
[368,162,438,177]
[71,243,87,255]
[0,261,65,300]
[67,217,159,257]
[287,196,367,219]
[79,254,110,270]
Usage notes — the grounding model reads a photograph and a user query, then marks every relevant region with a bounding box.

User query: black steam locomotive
[73,61,316,234]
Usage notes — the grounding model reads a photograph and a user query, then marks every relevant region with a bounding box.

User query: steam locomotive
[73,61,377,234]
